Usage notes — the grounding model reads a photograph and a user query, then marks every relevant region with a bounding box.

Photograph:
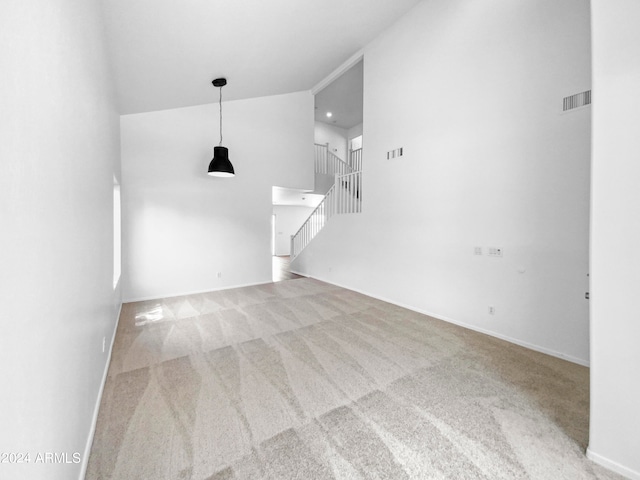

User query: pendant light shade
[207,77,235,177]
[208,146,234,177]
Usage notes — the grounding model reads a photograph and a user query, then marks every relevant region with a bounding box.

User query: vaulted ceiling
[101,0,422,114]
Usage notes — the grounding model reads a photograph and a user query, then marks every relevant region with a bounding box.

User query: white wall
[588,1,640,478]
[294,0,592,364]
[348,123,363,144]
[315,121,348,161]
[273,205,315,255]
[0,1,121,479]
[122,91,314,301]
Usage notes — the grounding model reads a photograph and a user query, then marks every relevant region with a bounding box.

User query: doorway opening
[272,188,321,282]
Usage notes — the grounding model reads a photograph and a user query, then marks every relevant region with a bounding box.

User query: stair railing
[314,143,353,175]
[350,147,363,172]
[336,171,362,214]
[291,170,362,260]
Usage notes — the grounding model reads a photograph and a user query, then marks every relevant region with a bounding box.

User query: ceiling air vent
[563,90,591,112]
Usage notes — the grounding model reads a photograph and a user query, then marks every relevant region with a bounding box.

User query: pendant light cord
[218,86,223,146]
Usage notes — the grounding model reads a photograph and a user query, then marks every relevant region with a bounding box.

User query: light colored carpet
[87,278,622,480]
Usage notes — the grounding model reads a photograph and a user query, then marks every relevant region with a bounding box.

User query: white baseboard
[587,447,640,479]
[299,273,590,368]
[123,280,273,303]
[78,301,122,480]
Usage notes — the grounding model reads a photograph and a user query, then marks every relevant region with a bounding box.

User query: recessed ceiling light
[326,112,332,118]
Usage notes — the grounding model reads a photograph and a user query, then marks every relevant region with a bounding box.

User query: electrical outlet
[488,306,495,315]
[217,272,222,278]
[474,247,483,255]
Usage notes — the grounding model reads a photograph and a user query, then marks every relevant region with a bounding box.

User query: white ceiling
[102,0,422,114]
[272,187,323,208]
[315,59,364,129]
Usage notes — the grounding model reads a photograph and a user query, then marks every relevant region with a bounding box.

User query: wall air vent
[563,90,591,112]
[386,147,403,160]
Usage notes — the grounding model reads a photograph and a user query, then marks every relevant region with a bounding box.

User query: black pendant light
[208,78,235,177]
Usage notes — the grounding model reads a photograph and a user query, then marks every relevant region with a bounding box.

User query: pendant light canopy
[208,78,235,177]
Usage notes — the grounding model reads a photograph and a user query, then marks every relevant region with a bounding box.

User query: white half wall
[273,205,315,256]
[588,1,640,478]
[294,0,592,364]
[315,121,348,162]
[122,91,314,301]
[0,1,121,479]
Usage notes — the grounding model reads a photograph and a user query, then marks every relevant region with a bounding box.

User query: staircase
[290,144,362,260]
